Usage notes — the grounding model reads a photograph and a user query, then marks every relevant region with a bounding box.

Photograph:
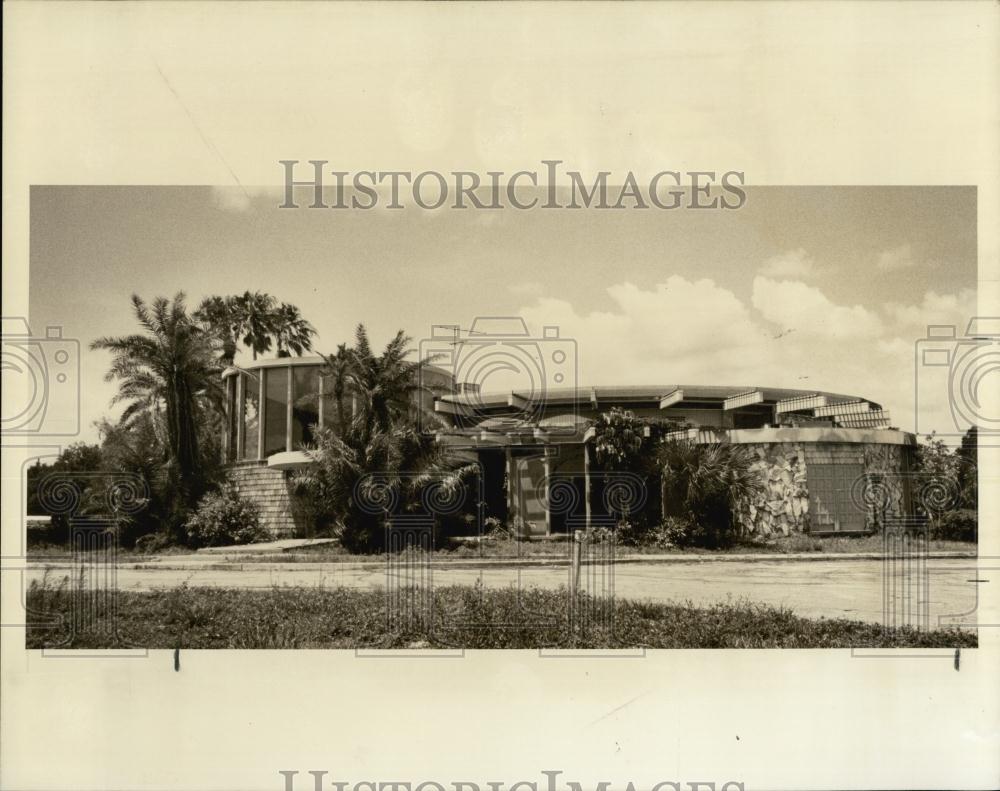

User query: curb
[31,551,978,574]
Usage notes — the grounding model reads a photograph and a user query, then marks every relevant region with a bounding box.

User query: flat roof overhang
[435,384,881,414]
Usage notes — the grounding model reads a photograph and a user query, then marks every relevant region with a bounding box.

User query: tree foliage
[658,440,766,548]
[294,324,468,553]
[194,291,315,363]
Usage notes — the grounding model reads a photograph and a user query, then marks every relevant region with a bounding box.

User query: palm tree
[658,440,765,547]
[348,324,439,440]
[295,324,459,552]
[193,295,240,365]
[234,291,278,360]
[91,293,223,501]
[273,302,316,357]
[319,342,352,433]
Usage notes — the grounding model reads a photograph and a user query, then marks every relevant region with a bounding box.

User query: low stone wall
[227,461,301,538]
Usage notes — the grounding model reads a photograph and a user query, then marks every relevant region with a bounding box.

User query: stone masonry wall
[742,443,810,536]
[227,461,300,538]
[860,442,912,528]
[737,441,913,536]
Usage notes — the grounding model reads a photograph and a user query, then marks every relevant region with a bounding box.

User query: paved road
[26,557,982,627]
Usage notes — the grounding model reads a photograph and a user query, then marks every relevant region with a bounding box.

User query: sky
[29,184,978,445]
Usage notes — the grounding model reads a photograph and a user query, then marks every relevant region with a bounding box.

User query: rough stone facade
[859,442,912,527]
[227,461,300,538]
[742,443,810,536]
[736,440,914,536]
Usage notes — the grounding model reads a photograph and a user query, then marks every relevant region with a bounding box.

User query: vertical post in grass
[572,530,582,594]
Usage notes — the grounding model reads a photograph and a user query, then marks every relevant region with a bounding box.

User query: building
[221,355,917,539]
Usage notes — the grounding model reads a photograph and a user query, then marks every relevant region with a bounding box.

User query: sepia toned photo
[17,183,982,651]
[3,4,998,791]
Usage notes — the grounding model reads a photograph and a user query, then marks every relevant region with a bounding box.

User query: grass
[25,575,976,650]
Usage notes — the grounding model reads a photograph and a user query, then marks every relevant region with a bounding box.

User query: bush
[930,509,977,542]
[640,517,698,549]
[184,487,269,548]
[658,441,765,549]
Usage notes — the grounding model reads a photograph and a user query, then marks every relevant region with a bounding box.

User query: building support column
[257,372,266,461]
[505,447,517,529]
[235,374,245,461]
[285,367,294,453]
[543,452,553,536]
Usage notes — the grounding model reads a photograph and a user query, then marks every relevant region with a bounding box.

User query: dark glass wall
[264,367,289,457]
[241,373,260,460]
[225,375,238,462]
[292,366,320,449]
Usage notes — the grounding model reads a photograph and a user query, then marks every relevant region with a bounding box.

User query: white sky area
[29,185,979,445]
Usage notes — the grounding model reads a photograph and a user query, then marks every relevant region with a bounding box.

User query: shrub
[613,519,641,547]
[658,441,765,548]
[930,509,977,542]
[641,516,698,549]
[184,487,269,548]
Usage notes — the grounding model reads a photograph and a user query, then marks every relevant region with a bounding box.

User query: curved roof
[438,384,881,410]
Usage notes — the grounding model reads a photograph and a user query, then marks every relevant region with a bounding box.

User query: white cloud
[514,273,976,439]
[759,249,817,279]
[876,244,916,272]
[751,276,884,340]
[884,288,976,328]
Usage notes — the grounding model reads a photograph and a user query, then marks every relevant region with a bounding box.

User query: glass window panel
[264,367,289,457]
[241,373,260,460]
[292,366,320,450]
[226,375,238,462]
